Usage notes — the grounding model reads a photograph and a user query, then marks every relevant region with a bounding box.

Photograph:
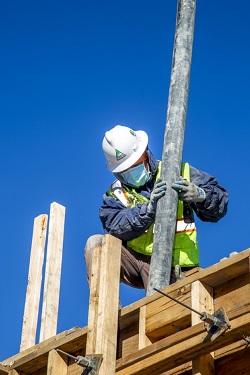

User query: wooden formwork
[116,248,250,374]
[1,237,250,374]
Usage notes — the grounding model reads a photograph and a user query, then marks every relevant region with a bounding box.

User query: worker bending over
[84,125,228,291]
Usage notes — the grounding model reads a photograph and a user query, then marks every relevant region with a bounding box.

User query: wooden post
[86,234,121,375]
[191,280,214,374]
[39,202,66,342]
[20,214,48,351]
[47,349,67,375]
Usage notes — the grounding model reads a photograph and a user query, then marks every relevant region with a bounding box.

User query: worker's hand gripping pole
[147,0,197,296]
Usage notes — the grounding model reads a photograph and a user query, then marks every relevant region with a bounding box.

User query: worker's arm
[189,165,229,222]
[99,195,154,241]
[100,178,166,241]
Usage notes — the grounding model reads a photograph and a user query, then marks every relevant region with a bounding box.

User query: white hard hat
[102,125,148,173]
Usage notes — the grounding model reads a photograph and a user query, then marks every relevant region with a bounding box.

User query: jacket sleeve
[190,165,229,222]
[99,193,154,241]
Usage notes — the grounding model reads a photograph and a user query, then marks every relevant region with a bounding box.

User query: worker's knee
[84,234,103,261]
[84,234,103,284]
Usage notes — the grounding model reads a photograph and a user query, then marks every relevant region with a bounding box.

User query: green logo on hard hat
[116,149,126,161]
[130,130,136,137]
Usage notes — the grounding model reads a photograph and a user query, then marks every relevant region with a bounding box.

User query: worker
[84,125,228,291]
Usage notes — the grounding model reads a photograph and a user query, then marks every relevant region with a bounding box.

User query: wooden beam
[39,202,66,342]
[47,349,67,375]
[20,214,48,352]
[191,281,214,375]
[2,327,87,373]
[116,303,250,375]
[94,234,122,375]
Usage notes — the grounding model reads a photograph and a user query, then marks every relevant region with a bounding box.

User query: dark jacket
[99,149,229,242]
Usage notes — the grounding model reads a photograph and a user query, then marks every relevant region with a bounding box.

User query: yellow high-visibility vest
[108,162,199,267]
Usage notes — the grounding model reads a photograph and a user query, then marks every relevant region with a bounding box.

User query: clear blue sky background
[1,0,249,361]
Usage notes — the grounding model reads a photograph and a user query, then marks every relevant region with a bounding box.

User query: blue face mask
[120,162,150,187]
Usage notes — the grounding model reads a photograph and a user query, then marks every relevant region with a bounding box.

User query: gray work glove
[147,178,167,215]
[172,177,206,203]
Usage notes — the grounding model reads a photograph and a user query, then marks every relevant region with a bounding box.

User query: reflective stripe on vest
[108,162,199,267]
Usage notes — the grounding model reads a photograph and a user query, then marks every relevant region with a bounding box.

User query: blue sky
[1,0,250,361]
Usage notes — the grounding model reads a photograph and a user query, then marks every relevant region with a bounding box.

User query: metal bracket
[201,306,231,341]
[154,288,231,341]
[56,349,102,374]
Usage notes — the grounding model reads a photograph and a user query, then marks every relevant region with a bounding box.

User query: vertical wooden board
[39,202,66,342]
[47,349,67,375]
[95,234,121,375]
[139,306,152,350]
[191,281,214,375]
[20,214,48,351]
[118,326,139,359]
[86,243,102,355]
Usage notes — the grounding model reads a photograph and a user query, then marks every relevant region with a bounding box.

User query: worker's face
[118,151,151,187]
[120,151,150,173]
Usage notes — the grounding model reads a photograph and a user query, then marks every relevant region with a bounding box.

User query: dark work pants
[84,234,185,292]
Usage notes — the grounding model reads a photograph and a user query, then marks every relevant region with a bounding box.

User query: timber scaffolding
[1,227,250,374]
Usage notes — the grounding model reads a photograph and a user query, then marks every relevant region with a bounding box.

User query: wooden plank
[191,281,214,375]
[39,202,66,342]
[117,323,139,359]
[146,286,191,339]
[214,272,250,311]
[47,349,67,375]
[215,346,250,374]
[116,303,250,375]
[215,338,247,359]
[86,243,102,355]
[20,214,48,352]
[199,253,250,287]
[139,306,151,349]
[119,308,141,331]
[95,234,121,375]
[161,362,192,374]
[2,327,87,373]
